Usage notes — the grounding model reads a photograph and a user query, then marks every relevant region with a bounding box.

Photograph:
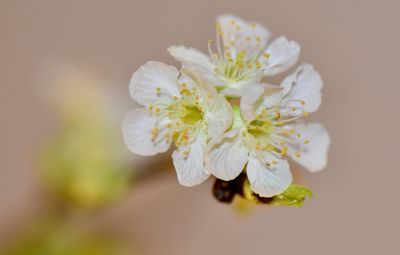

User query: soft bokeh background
[1,0,399,254]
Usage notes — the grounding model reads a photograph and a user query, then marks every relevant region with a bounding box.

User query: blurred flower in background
[3,218,131,255]
[0,64,138,254]
[37,64,133,208]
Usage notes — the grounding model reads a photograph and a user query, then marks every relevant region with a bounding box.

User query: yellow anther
[291,107,296,111]
[297,133,301,138]
[148,105,154,111]
[283,131,289,137]
[250,22,257,29]
[301,100,306,105]
[155,87,161,93]
[267,144,275,151]
[255,61,262,69]
[304,112,309,117]
[303,139,310,144]
[272,160,278,165]
[230,19,236,25]
[235,24,241,30]
[275,111,281,119]
[294,152,301,158]
[290,129,295,134]
[181,83,187,88]
[173,96,178,100]
[263,53,270,58]
[155,107,161,113]
[256,35,261,42]
[151,127,159,140]
[279,140,285,145]
[281,147,288,155]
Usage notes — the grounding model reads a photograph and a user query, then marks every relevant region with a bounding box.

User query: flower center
[178,103,203,126]
[247,119,272,143]
[206,22,270,85]
[149,84,206,147]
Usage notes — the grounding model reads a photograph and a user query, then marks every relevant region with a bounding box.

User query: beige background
[1,0,399,254]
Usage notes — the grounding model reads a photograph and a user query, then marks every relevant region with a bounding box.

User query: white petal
[218,72,263,97]
[206,129,249,181]
[183,63,225,88]
[281,63,323,113]
[247,153,292,197]
[122,108,171,156]
[289,123,330,172]
[129,61,180,106]
[240,84,265,123]
[168,45,213,69]
[206,95,233,139]
[240,83,282,123]
[179,68,219,97]
[172,135,209,187]
[217,14,271,60]
[263,36,300,76]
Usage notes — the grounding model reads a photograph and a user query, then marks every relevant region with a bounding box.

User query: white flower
[168,14,300,97]
[206,63,330,197]
[122,61,232,187]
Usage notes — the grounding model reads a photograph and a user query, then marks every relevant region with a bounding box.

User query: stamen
[275,111,281,119]
[151,127,159,141]
[281,146,288,155]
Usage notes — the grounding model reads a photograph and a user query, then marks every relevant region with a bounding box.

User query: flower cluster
[122,14,330,199]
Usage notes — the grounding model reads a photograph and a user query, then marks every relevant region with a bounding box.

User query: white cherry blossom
[168,14,300,97]
[206,64,330,197]
[122,61,232,186]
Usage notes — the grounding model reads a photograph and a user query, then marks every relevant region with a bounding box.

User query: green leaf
[269,184,313,207]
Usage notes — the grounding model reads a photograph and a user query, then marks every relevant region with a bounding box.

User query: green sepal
[269,184,313,207]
